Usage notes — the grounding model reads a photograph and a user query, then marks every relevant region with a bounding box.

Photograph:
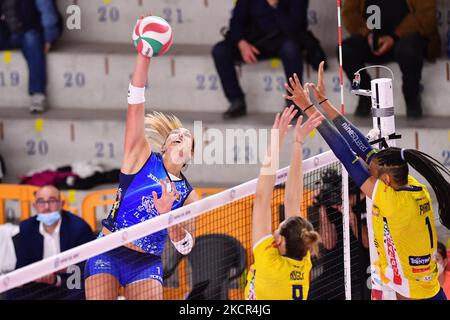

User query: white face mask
[36,211,61,226]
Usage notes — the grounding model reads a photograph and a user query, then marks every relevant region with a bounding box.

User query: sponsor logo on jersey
[247,270,256,300]
[384,219,402,285]
[419,202,431,215]
[415,275,434,282]
[110,188,122,219]
[372,205,380,218]
[374,238,380,249]
[412,267,431,274]
[138,196,155,214]
[423,275,433,282]
[290,271,304,281]
[146,172,161,185]
[409,255,431,266]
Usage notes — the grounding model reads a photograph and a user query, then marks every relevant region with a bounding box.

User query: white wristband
[171,231,194,255]
[127,83,146,105]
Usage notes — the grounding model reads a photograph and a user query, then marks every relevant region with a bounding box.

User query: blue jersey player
[85,16,199,300]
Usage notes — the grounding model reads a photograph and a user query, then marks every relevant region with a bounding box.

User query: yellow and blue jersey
[371,175,440,299]
[245,235,312,300]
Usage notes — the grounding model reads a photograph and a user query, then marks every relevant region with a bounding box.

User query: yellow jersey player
[285,61,449,300]
[245,106,323,300]
[371,171,439,298]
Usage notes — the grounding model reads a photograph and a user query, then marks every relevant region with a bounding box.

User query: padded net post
[367,77,397,300]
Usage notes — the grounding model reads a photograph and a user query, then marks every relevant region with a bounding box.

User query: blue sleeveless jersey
[103,152,193,256]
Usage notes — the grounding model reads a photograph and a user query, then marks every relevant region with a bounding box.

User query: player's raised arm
[122,16,154,174]
[284,112,323,219]
[252,106,297,246]
[305,61,377,165]
[284,76,377,199]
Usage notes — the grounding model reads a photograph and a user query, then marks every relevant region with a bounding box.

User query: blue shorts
[85,245,163,287]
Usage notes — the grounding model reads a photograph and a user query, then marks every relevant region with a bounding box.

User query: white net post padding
[341,168,351,300]
[0,151,339,295]
[367,77,397,300]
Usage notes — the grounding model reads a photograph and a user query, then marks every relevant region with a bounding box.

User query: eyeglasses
[35,199,61,207]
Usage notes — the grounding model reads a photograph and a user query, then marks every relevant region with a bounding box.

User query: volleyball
[132,15,173,57]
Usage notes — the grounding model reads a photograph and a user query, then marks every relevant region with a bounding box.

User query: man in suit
[0,0,63,113]
[341,0,440,118]
[212,0,312,119]
[7,185,95,300]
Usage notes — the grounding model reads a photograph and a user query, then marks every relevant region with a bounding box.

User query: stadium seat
[80,188,117,231]
[163,234,247,300]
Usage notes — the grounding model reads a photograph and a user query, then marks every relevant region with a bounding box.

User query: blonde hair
[301,228,320,257]
[280,216,321,259]
[144,111,183,152]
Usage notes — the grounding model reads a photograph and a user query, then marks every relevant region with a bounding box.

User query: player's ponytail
[280,217,320,260]
[374,147,450,229]
[301,228,320,257]
[403,148,450,229]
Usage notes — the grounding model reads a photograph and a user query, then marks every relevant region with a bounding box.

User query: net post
[370,78,396,147]
[366,77,397,300]
[341,167,351,300]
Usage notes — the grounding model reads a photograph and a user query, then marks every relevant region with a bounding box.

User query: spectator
[6,185,95,300]
[0,223,19,275]
[307,171,370,300]
[436,242,450,298]
[212,0,319,119]
[341,0,441,118]
[0,0,63,113]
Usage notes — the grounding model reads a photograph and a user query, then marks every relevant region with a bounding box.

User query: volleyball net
[0,150,371,300]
